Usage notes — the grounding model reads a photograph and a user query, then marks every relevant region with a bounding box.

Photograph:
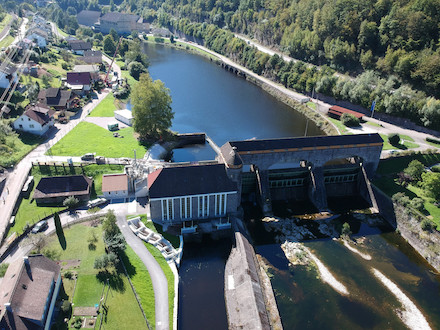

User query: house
[33,175,93,205]
[66,72,92,93]
[38,88,73,110]
[99,12,149,34]
[114,109,133,126]
[73,65,100,82]
[13,103,55,136]
[0,64,18,89]
[26,28,49,48]
[0,255,62,330]
[102,173,129,199]
[68,40,92,55]
[80,50,102,64]
[148,164,238,229]
[77,10,101,27]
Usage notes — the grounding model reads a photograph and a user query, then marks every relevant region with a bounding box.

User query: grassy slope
[48,122,148,158]
[88,93,118,117]
[0,132,43,167]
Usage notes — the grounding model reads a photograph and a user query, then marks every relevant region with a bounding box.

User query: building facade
[13,104,55,136]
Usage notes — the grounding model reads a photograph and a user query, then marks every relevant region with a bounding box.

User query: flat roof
[114,109,133,119]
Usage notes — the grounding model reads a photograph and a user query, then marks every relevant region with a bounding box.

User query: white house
[102,173,129,199]
[13,104,55,136]
[27,28,49,48]
[0,65,17,89]
[114,109,133,126]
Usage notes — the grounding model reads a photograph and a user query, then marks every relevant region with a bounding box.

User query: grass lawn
[0,131,43,167]
[327,117,351,134]
[376,152,440,175]
[365,121,382,128]
[43,223,147,329]
[307,102,317,110]
[10,164,124,236]
[0,13,12,31]
[379,133,419,151]
[48,122,148,158]
[89,93,117,117]
[57,26,69,38]
[120,246,155,327]
[0,35,14,48]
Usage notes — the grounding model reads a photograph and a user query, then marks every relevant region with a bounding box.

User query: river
[142,42,440,330]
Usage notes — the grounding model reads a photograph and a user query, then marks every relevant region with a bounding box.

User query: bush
[61,300,71,314]
[392,192,411,206]
[410,198,425,212]
[426,137,440,145]
[420,219,432,231]
[0,263,9,277]
[388,133,400,146]
[63,196,79,209]
[431,165,440,173]
[340,113,360,127]
[341,222,352,237]
[64,270,73,279]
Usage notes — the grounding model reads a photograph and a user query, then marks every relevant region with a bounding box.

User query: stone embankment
[372,186,440,272]
[225,232,282,330]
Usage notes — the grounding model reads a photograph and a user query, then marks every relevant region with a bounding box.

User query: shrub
[61,62,69,70]
[388,133,400,146]
[0,263,9,277]
[341,222,352,237]
[410,198,425,212]
[426,137,440,145]
[63,196,79,209]
[340,113,360,127]
[420,219,432,231]
[431,165,440,173]
[392,192,411,206]
[61,300,71,314]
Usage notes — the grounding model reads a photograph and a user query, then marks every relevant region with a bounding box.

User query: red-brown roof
[328,105,364,119]
[66,72,91,85]
[102,174,128,192]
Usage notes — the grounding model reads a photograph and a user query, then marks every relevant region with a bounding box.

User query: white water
[372,268,431,330]
[343,240,372,260]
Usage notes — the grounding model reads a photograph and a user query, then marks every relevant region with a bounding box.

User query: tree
[20,233,47,253]
[128,61,146,80]
[94,252,118,271]
[109,28,119,43]
[63,196,79,209]
[388,133,400,146]
[421,172,440,199]
[102,210,126,253]
[341,222,352,237]
[132,73,174,140]
[103,35,116,55]
[404,160,425,181]
[340,113,360,127]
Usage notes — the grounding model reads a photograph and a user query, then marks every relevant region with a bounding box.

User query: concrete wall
[104,190,128,199]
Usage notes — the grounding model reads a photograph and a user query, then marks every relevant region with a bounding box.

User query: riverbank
[142,36,337,136]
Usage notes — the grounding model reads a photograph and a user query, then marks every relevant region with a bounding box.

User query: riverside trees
[132,73,174,141]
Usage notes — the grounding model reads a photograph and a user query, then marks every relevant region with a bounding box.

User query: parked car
[31,220,48,234]
[87,198,107,208]
[81,153,95,161]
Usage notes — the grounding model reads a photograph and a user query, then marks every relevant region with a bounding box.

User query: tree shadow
[96,270,125,293]
[118,250,137,277]
[88,243,96,251]
[57,230,67,250]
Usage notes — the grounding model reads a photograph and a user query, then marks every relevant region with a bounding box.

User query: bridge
[219,134,383,213]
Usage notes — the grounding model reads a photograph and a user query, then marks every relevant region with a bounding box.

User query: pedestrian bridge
[219,134,383,213]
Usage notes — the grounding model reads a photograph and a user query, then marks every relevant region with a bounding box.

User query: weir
[219,133,383,214]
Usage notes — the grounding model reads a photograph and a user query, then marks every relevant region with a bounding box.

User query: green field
[43,223,147,329]
[48,122,148,158]
[379,134,419,151]
[88,93,117,117]
[10,164,124,236]
[0,132,43,168]
[0,35,13,48]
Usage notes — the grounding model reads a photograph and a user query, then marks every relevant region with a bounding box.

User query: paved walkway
[116,213,169,330]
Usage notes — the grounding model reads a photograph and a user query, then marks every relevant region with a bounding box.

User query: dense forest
[6,0,440,130]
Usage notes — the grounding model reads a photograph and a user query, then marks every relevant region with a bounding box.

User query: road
[182,37,439,156]
[0,90,110,241]
[116,213,170,330]
[0,14,16,43]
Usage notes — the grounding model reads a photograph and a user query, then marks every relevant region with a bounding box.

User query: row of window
[324,174,357,183]
[269,178,305,188]
[161,193,227,221]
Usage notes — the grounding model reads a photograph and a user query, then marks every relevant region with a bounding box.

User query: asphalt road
[116,214,170,330]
